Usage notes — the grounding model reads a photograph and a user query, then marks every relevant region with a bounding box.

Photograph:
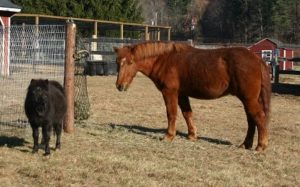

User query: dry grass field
[0,75,299,186]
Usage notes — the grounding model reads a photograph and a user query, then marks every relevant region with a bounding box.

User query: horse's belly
[185,82,229,99]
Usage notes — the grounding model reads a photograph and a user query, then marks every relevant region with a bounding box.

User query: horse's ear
[113,47,119,53]
[130,46,135,53]
[130,54,135,64]
[129,46,135,63]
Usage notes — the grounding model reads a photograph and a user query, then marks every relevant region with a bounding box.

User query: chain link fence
[82,37,143,76]
[0,25,90,129]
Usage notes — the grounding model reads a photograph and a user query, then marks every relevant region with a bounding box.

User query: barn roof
[249,38,300,50]
[249,38,278,48]
[0,0,21,13]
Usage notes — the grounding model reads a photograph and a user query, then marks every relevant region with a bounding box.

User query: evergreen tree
[12,0,143,23]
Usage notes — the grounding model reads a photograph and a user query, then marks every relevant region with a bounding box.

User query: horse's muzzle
[116,84,127,92]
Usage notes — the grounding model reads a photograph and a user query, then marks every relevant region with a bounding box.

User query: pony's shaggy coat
[25,79,67,155]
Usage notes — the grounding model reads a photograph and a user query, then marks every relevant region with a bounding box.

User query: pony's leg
[54,122,62,150]
[241,99,268,151]
[31,125,39,153]
[178,95,197,140]
[42,123,52,155]
[162,91,178,141]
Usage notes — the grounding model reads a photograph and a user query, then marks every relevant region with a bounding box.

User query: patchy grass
[0,75,299,186]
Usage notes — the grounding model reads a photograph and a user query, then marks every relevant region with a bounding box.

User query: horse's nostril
[117,85,124,91]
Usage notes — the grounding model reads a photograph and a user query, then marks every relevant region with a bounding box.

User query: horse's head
[114,46,137,91]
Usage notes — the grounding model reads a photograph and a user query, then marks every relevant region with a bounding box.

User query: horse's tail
[260,60,272,123]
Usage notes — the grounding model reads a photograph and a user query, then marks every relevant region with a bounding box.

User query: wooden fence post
[274,65,280,84]
[145,26,149,41]
[167,28,171,41]
[63,20,76,133]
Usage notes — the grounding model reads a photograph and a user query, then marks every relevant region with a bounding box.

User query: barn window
[261,50,272,62]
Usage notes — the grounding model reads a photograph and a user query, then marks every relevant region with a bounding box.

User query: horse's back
[168,47,266,99]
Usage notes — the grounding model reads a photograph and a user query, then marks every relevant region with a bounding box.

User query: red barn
[0,0,21,76]
[248,38,294,70]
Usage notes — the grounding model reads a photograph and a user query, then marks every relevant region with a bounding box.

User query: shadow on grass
[0,135,57,153]
[0,136,28,148]
[109,124,232,146]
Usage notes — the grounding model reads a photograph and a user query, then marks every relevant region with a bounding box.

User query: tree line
[12,0,300,44]
[200,0,300,44]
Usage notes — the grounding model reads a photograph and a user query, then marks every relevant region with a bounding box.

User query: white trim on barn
[292,50,294,69]
[283,49,286,70]
[0,7,21,12]
[262,50,272,62]
[0,17,4,76]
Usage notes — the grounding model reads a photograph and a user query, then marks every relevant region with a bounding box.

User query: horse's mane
[131,41,193,60]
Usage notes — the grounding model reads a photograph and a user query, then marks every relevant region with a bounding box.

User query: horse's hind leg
[241,99,268,151]
[178,95,197,140]
[239,113,256,149]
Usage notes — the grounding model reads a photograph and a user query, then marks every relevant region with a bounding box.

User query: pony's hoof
[239,142,253,149]
[43,152,50,156]
[55,144,61,150]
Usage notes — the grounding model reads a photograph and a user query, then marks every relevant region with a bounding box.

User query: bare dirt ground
[0,75,299,186]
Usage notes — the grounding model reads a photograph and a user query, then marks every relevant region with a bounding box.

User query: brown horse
[114,41,271,151]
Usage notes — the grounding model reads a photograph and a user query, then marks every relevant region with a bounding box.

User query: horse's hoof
[188,135,198,141]
[32,149,38,154]
[163,134,175,142]
[255,145,267,152]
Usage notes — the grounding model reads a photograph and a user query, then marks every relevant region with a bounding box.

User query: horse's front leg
[162,90,178,141]
[178,95,197,140]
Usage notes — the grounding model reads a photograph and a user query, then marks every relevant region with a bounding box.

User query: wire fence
[0,25,90,129]
[82,37,143,76]
[0,23,145,130]
[0,25,65,129]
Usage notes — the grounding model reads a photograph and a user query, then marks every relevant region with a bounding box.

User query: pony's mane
[131,41,192,60]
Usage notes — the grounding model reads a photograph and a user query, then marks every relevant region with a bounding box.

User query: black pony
[25,79,67,155]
